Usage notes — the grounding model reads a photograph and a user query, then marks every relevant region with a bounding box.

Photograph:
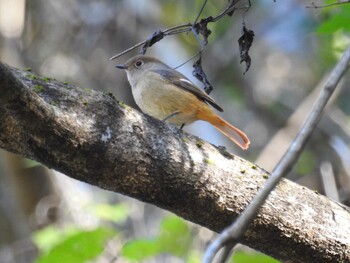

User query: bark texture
[0,62,349,262]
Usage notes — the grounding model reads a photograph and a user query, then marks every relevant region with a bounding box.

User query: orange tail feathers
[202,114,250,150]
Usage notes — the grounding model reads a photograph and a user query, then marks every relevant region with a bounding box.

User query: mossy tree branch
[0,62,349,263]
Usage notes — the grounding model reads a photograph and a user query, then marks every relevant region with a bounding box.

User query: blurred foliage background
[0,0,349,262]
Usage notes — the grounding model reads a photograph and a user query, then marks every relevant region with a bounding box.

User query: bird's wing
[150,69,223,112]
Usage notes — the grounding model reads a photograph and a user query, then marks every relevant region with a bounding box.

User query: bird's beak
[116,64,126,70]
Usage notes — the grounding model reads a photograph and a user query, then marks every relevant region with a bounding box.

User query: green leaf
[230,251,281,263]
[121,239,160,261]
[32,226,79,253]
[317,5,350,34]
[156,215,192,257]
[91,203,129,223]
[317,14,350,34]
[35,227,116,263]
[121,215,192,261]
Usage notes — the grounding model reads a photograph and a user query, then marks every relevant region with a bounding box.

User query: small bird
[116,55,250,150]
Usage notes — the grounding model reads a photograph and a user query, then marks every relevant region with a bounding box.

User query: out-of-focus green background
[0,0,349,262]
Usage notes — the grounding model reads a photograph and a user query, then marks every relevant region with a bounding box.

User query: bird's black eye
[135,60,143,67]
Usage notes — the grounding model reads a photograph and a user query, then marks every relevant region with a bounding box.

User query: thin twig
[212,0,236,22]
[110,1,242,60]
[306,0,350,8]
[166,28,192,35]
[203,44,350,263]
[193,0,208,25]
[109,41,147,60]
[109,23,192,60]
[242,0,251,24]
[191,27,206,50]
[173,52,200,70]
[162,23,192,34]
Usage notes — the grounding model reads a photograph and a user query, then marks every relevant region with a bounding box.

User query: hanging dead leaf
[193,17,214,45]
[192,55,214,95]
[238,25,254,74]
[141,31,165,54]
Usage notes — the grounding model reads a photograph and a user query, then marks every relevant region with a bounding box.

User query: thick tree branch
[0,62,349,262]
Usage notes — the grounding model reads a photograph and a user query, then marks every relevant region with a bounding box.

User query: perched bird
[116,55,250,150]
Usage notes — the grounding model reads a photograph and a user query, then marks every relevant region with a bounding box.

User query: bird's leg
[162,111,185,130]
[162,111,180,122]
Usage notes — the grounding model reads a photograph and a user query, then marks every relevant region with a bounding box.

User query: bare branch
[109,0,244,61]
[203,44,350,263]
[306,1,350,8]
[193,0,209,25]
[109,24,192,60]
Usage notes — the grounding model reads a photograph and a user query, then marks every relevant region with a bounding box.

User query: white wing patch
[179,78,194,85]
